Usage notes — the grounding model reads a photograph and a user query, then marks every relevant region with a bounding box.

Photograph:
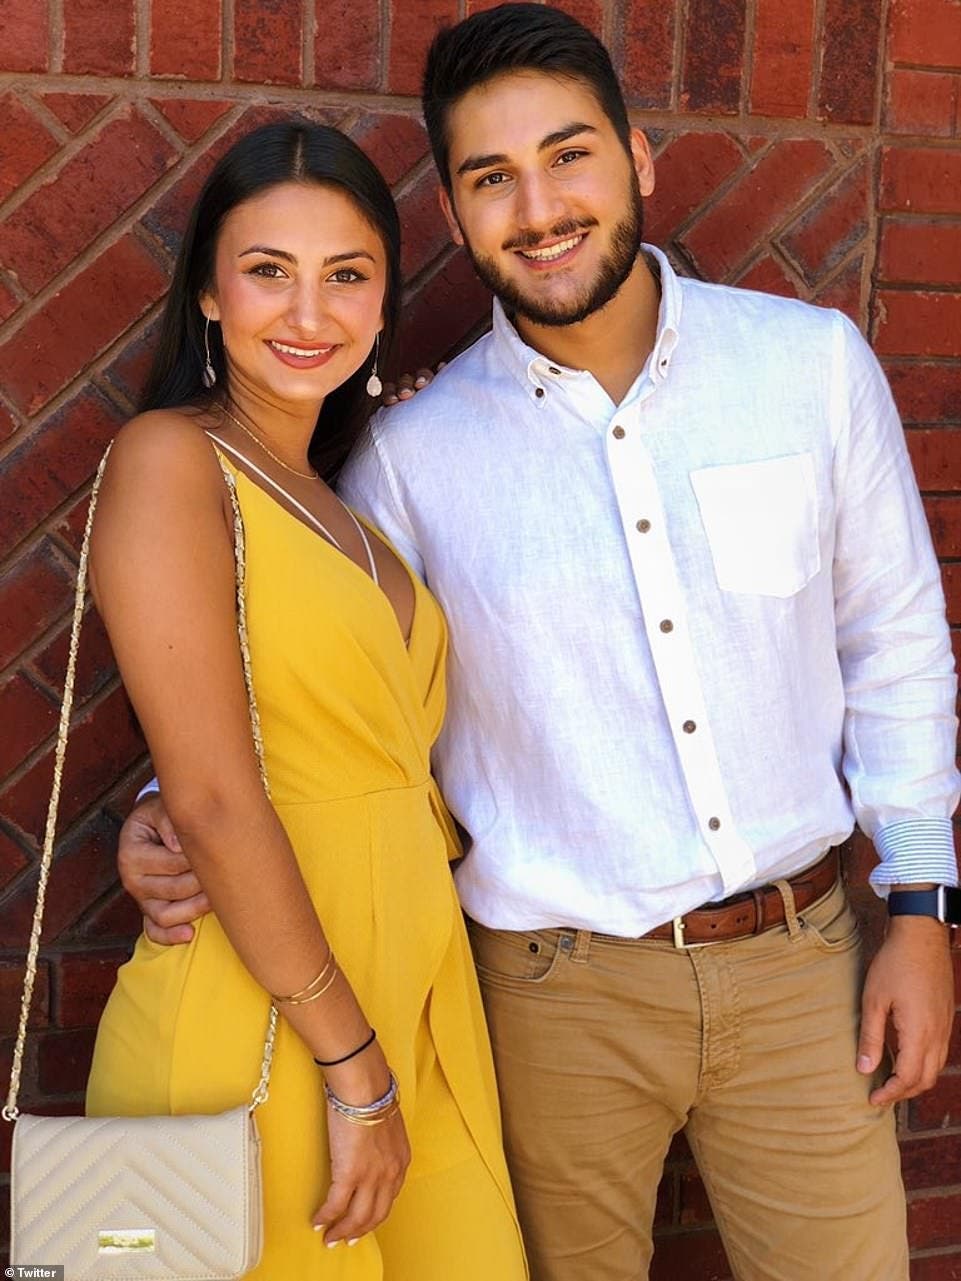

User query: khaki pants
[467,877,907,1281]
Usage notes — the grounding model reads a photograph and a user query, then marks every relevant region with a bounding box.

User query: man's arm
[830,312,960,1104]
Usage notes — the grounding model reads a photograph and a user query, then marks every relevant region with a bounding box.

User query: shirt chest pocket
[689,453,820,598]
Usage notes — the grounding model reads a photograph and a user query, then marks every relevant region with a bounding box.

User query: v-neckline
[214,444,419,654]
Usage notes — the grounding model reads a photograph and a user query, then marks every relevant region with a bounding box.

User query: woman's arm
[90,413,408,1242]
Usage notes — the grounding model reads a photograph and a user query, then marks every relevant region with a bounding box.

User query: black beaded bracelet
[313,1027,377,1068]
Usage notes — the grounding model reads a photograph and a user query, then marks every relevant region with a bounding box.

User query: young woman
[85,122,526,1279]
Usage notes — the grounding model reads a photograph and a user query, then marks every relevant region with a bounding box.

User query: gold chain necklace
[221,406,318,480]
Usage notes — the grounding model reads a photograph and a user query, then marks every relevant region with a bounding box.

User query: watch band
[888,886,961,926]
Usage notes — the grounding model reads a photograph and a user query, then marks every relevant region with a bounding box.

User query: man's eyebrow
[238,246,376,265]
[455,122,598,177]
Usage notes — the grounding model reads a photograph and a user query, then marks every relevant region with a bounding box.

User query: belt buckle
[672,916,686,949]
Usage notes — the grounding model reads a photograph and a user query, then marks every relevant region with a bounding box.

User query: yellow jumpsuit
[87,458,527,1279]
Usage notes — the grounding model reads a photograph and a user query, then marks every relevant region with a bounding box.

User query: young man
[120,7,959,1279]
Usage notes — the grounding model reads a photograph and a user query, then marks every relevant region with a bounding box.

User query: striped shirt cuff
[135,775,160,805]
[870,818,960,896]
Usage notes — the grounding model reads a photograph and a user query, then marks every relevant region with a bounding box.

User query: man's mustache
[502,218,598,252]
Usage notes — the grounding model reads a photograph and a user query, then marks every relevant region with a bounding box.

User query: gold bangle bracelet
[285,963,339,1006]
[272,949,335,1004]
[329,1101,401,1128]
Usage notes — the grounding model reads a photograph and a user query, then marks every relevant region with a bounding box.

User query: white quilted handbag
[5,448,276,1279]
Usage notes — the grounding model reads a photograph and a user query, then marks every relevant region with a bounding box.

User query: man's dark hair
[422,3,632,192]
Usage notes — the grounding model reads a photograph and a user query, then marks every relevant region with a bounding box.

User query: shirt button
[708,817,721,831]
[636,518,651,533]
[612,425,625,439]
[659,619,673,633]
[548,366,561,375]
[682,720,696,734]
[535,387,545,399]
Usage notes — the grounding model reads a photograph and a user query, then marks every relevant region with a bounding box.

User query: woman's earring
[366,334,382,398]
[202,314,216,388]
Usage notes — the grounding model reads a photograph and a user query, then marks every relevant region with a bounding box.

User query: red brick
[0,93,59,203]
[907,429,961,491]
[0,277,20,323]
[29,606,116,706]
[101,317,161,409]
[38,92,113,134]
[887,363,961,423]
[944,562,961,625]
[679,1170,714,1226]
[0,237,168,417]
[881,147,961,216]
[681,140,835,280]
[547,0,602,37]
[909,1187,961,1250]
[76,883,141,941]
[150,0,222,79]
[682,0,747,115]
[735,254,801,298]
[909,1073,961,1132]
[900,1132,961,1189]
[889,0,961,70]
[0,389,121,561]
[925,496,961,558]
[650,1228,732,1281]
[817,0,882,124]
[0,673,57,781]
[874,291,961,358]
[0,960,49,1031]
[0,687,144,844]
[910,1253,961,1281]
[886,69,959,139]
[314,0,379,91]
[396,250,491,375]
[811,253,865,324]
[36,1027,96,1096]
[644,132,743,248]
[879,221,961,288]
[750,0,815,118]
[149,98,233,143]
[779,159,869,286]
[63,0,135,75]
[0,816,125,952]
[349,113,430,189]
[0,108,178,296]
[0,827,30,893]
[0,0,48,72]
[387,0,458,96]
[234,0,303,85]
[622,0,674,107]
[397,167,452,281]
[0,401,17,444]
[56,953,125,1028]
[0,542,73,670]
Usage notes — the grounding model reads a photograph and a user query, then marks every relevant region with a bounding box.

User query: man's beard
[461,180,645,329]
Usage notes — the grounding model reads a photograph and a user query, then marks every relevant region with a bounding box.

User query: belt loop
[773,878,802,939]
[570,929,592,964]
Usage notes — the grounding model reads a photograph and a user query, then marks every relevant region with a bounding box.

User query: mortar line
[50,0,65,75]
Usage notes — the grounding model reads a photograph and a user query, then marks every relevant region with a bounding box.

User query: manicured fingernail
[313,1224,324,1232]
[347,1238,360,1246]
[414,377,427,387]
[327,1240,341,1249]
[857,1055,872,1072]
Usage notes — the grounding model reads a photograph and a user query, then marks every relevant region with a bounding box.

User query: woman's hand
[313,1105,411,1247]
[382,362,446,406]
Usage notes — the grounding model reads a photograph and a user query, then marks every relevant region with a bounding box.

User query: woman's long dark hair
[140,121,402,482]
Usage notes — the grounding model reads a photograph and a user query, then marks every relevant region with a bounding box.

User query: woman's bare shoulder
[104,407,225,495]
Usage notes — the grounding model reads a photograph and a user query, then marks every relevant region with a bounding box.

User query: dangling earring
[202,313,216,388]
[366,334,382,398]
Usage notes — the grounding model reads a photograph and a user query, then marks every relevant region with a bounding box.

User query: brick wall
[0,0,959,1274]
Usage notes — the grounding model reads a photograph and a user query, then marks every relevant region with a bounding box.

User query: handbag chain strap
[3,446,278,1121]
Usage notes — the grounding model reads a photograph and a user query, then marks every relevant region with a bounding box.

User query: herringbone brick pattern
[0,1,959,1273]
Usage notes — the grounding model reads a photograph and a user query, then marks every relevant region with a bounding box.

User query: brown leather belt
[644,848,840,947]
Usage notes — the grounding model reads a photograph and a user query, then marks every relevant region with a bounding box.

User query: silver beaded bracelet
[325,1071,399,1120]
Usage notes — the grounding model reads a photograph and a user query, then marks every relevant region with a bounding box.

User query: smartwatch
[888,886,961,926]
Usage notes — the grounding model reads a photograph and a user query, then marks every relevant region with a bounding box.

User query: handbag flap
[10,1105,262,1280]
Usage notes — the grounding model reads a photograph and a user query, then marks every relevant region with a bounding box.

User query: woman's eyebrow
[238,246,376,265]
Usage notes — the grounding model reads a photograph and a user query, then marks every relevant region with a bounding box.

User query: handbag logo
[98,1228,157,1253]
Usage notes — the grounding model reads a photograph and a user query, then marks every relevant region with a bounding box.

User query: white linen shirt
[339,246,960,935]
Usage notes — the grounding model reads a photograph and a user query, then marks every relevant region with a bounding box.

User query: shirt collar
[489,242,684,402]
